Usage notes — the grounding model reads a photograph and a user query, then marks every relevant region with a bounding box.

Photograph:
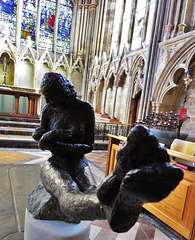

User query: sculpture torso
[47,103,87,144]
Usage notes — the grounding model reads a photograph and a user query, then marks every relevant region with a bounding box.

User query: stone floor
[0,148,186,240]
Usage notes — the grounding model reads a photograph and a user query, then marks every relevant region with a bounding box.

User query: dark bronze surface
[28,73,183,233]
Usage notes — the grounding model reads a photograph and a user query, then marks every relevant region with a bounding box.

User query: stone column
[96,88,103,113]
[116,0,126,55]
[14,62,19,86]
[94,0,104,57]
[111,86,118,119]
[35,0,42,50]
[53,0,60,53]
[163,0,175,40]
[101,87,107,115]
[141,0,150,45]
[78,6,84,51]
[82,9,96,100]
[94,90,99,111]
[73,5,81,59]
[189,0,195,30]
[152,101,156,112]
[99,0,108,58]
[102,0,117,57]
[15,0,23,47]
[155,102,161,113]
[178,0,189,35]
[171,0,182,37]
[33,63,39,92]
[114,87,121,120]
[127,0,138,50]
[91,1,101,56]
[70,0,78,55]
[81,4,89,54]
[123,74,134,123]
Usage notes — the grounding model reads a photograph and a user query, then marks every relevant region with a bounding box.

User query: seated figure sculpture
[28,72,183,233]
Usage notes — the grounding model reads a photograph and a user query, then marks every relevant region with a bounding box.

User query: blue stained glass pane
[56,0,73,54]
[21,0,38,46]
[0,0,17,42]
[39,0,56,51]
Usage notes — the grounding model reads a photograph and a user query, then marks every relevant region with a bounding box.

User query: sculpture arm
[43,142,92,157]
[84,102,95,148]
[32,105,50,141]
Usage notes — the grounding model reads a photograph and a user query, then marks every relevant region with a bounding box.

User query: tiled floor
[0,148,185,240]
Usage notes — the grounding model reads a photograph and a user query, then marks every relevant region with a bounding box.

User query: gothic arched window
[131,0,147,50]
[0,0,17,42]
[21,0,38,46]
[39,0,56,51]
[56,0,73,53]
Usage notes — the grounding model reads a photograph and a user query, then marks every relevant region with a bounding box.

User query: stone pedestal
[24,209,91,240]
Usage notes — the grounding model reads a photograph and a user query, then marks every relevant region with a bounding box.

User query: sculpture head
[117,125,170,171]
[41,72,77,107]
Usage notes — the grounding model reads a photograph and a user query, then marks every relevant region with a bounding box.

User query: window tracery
[0,0,73,53]
[21,0,38,46]
[0,0,17,42]
[56,0,73,53]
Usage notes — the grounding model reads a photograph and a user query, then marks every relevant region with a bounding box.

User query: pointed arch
[57,53,70,72]
[20,46,36,64]
[130,53,146,77]
[152,37,195,103]
[39,50,53,68]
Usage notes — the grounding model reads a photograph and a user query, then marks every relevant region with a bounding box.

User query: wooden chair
[170,139,195,156]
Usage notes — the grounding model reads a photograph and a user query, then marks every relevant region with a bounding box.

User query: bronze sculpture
[28,73,183,233]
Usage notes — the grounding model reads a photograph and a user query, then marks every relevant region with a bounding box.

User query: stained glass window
[0,0,17,42]
[21,0,38,47]
[56,0,73,54]
[0,0,73,53]
[39,0,56,51]
[131,0,147,50]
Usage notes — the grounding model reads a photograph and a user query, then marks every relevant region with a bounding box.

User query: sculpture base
[24,209,91,240]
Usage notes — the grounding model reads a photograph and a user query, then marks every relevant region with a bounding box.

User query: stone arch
[117,67,127,86]
[152,37,195,103]
[105,71,115,89]
[115,69,128,121]
[104,73,115,116]
[37,62,52,89]
[185,50,195,71]
[17,59,34,88]
[55,65,68,78]
[71,70,83,98]
[160,68,186,113]
[130,54,146,76]
[159,57,195,139]
[0,52,15,86]
[39,50,53,69]
[0,51,15,63]
[20,47,36,65]
[97,71,105,89]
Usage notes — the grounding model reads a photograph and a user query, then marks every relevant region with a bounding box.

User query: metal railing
[95,122,132,142]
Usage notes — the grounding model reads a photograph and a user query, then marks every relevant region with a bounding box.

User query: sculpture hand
[122,163,183,204]
[32,127,48,141]
[38,131,53,150]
